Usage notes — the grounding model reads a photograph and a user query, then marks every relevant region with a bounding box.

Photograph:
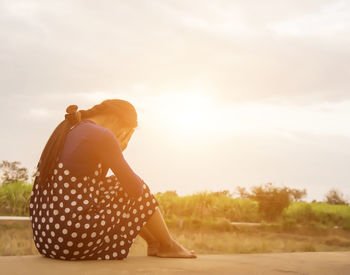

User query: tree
[193,192,213,219]
[235,186,249,199]
[289,188,307,202]
[0,160,28,185]
[249,183,291,221]
[213,190,232,197]
[325,189,348,205]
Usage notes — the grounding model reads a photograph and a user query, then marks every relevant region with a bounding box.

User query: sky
[1,0,350,201]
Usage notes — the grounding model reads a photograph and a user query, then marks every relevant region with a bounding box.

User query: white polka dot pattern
[29,162,159,261]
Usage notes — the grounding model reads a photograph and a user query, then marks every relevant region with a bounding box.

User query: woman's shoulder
[73,119,104,133]
[70,120,114,141]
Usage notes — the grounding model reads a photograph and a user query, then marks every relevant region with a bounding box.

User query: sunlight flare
[153,92,215,138]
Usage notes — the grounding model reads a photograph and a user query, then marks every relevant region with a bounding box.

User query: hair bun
[65,105,81,125]
[66,105,78,114]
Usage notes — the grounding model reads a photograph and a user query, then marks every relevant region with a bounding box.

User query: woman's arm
[100,129,144,198]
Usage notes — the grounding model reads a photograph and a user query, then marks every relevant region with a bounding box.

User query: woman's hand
[118,128,135,151]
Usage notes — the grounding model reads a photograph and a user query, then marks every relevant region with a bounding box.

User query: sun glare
[154,92,214,138]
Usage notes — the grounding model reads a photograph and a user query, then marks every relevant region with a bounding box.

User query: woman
[29,99,196,260]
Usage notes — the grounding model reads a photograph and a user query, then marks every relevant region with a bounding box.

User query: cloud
[1,1,350,200]
[28,108,51,119]
[270,0,350,38]
[0,0,349,104]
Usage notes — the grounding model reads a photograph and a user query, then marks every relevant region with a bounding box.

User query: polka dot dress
[29,162,159,261]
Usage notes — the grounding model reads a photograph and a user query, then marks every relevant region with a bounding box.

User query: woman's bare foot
[156,239,197,258]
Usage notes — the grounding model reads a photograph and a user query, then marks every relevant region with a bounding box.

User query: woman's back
[59,119,108,178]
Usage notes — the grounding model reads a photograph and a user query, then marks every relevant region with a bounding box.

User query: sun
[154,91,214,138]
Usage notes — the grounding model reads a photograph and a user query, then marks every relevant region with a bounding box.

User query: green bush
[0,182,32,216]
[250,183,291,221]
[283,202,315,223]
[284,202,350,230]
[156,191,260,222]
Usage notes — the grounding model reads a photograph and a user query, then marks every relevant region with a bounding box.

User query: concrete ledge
[0,216,30,221]
[1,252,350,275]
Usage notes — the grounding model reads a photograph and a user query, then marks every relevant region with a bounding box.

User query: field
[0,182,350,256]
[1,221,350,256]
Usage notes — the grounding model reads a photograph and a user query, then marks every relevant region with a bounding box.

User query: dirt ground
[1,252,350,275]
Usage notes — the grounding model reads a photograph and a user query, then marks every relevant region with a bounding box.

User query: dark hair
[80,99,138,128]
[35,99,137,188]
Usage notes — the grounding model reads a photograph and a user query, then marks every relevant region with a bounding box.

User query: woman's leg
[138,227,157,244]
[142,208,196,258]
[138,227,160,256]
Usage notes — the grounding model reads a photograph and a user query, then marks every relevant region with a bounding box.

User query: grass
[0,182,32,216]
[1,221,350,256]
[0,222,38,256]
[283,202,350,231]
